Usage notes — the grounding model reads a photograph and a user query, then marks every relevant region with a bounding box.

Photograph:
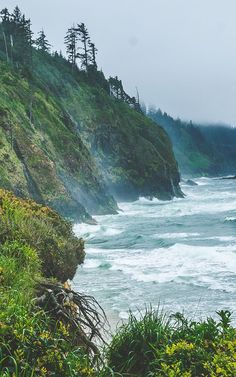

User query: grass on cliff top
[0,188,85,282]
[106,308,236,377]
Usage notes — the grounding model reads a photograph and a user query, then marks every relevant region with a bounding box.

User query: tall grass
[106,309,236,376]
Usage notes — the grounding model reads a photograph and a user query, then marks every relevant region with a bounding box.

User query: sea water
[73,178,236,325]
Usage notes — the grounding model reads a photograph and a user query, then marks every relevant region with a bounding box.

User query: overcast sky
[4,0,236,125]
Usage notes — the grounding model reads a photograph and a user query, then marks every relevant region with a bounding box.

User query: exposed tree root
[35,281,109,362]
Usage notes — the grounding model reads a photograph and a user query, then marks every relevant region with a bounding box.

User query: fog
[4,0,236,125]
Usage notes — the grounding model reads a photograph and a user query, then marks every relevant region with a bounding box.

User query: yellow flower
[166,341,194,355]
[39,331,50,340]
[40,367,47,376]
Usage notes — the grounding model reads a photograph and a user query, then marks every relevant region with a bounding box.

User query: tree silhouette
[35,29,51,52]
[88,41,97,69]
[0,6,34,67]
[64,26,78,67]
[0,8,10,22]
[77,23,89,70]
[12,5,21,24]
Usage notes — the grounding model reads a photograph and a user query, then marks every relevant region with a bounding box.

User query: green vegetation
[0,187,236,376]
[0,6,181,223]
[106,309,236,376]
[0,188,84,281]
[148,109,236,176]
[0,188,98,376]
[2,6,235,377]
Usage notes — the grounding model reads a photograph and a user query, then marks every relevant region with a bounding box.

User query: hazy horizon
[3,0,236,126]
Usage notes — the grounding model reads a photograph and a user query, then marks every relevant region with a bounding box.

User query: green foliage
[0,241,94,377]
[0,58,117,219]
[0,188,85,281]
[106,309,236,377]
[148,108,236,175]
[0,13,181,215]
[0,189,95,376]
[0,6,33,68]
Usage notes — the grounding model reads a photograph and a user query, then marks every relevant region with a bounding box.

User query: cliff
[148,109,236,176]
[0,48,181,221]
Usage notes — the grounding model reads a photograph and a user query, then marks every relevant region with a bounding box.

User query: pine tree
[109,76,125,99]
[0,8,10,22]
[12,6,21,24]
[0,6,34,68]
[16,15,33,66]
[88,41,97,69]
[77,23,90,70]
[0,8,10,62]
[35,29,51,52]
[64,26,78,66]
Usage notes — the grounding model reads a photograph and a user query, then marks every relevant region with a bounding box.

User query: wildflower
[166,341,194,356]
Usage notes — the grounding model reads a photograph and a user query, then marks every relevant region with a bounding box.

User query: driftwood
[35,281,109,361]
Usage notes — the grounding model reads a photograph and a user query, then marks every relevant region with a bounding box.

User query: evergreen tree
[109,76,142,112]
[0,8,10,62]
[109,76,125,99]
[1,6,34,68]
[0,8,10,22]
[77,23,89,70]
[88,41,97,69]
[15,14,33,66]
[64,26,78,66]
[35,29,51,52]
[12,6,21,24]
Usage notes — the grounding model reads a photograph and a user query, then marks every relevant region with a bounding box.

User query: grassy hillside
[148,109,236,176]
[33,52,182,201]
[0,59,118,222]
[0,16,182,220]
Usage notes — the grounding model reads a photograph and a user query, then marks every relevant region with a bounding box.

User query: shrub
[0,188,85,281]
[0,189,94,376]
[0,240,94,377]
[106,309,236,377]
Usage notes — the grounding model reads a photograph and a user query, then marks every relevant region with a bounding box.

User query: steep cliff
[0,49,181,220]
[148,109,236,176]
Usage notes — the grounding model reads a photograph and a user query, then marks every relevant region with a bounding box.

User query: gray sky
[3,0,236,125]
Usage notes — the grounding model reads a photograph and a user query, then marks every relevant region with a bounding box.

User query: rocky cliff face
[0,53,181,221]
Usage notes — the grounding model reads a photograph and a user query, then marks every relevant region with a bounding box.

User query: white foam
[74,223,123,239]
[154,232,200,239]
[137,196,162,204]
[73,223,101,237]
[207,236,236,242]
[86,247,113,255]
[103,228,123,236]
[83,259,101,269]
[225,217,236,222]
[110,243,236,292]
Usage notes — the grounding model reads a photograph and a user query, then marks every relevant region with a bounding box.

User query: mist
[4,0,236,125]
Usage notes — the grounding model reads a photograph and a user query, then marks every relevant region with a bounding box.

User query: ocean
[73,177,236,326]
